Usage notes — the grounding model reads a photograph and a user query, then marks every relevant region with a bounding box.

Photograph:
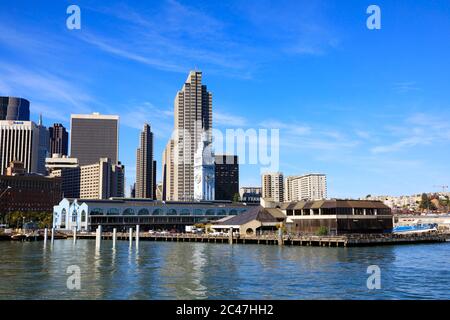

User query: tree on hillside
[419,193,437,211]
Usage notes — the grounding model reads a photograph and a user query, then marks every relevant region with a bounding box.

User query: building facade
[36,115,49,175]
[45,154,79,173]
[79,158,124,199]
[49,123,68,156]
[51,158,124,200]
[239,187,262,203]
[135,124,154,199]
[262,172,284,202]
[163,71,213,201]
[285,174,327,201]
[0,97,30,121]
[281,200,392,234]
[51,167,80,198]
[214,154,239,201]
[152,160,157,200]
[162,139,175,201]
[0,120,39,175]
[53,198,254,232]
[0,162,62,214]
[70,113,119,166]
[194,134,215,201]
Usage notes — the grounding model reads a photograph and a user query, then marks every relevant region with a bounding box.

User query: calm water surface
[0,240,449,299]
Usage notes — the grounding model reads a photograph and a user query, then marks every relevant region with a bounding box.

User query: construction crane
[433,185,449,193]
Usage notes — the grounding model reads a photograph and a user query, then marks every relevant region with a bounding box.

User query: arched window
[205,209,215,216]
[167,209,177,216]
[61,209,66,226]
[180,208,190,216]
[193,209,203,216]
[216,209,226,216]
[90,208,103,215]
[138,209,149,216]
[81,210,86,222]
[72,209,77,222]
[107,208,120,215]
[123,208,135,215]
[152,208,163,215]
[229,209,238,216]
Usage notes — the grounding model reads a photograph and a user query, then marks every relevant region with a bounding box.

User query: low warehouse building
[212,206,286,236]
[53,198,255,232]
[281,200,393,234]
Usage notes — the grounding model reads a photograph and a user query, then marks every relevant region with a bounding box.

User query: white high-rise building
[0,120,39,175]
[285,174,327,201]
[163,71,212,201]
[262,172,284,202]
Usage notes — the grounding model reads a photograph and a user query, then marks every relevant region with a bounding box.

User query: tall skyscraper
[152,160,157,200]
[49,123,68,156]
[0,97,30,121]
[214,154,239,201]
[262,172,284,202]
[162,139,174,201]
[163,71,213,201]
[0,121,39,175]
[135,124,154,199]
[70,113,119,166]
[37,115,49,175]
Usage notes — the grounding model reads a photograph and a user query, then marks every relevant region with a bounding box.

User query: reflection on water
[0,240,449,300]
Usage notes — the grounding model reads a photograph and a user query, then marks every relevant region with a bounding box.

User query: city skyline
[1,1,450,198]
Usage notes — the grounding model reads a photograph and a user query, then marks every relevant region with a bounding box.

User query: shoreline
[2,231,449,247]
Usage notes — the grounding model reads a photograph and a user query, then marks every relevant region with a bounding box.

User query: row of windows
[59,209,86,223]
[89,207,244,216]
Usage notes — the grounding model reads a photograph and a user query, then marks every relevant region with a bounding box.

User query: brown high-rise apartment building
[135,124,154,199]
[70,113,119,166]
[262,172,284,203]
[163,71,212,201]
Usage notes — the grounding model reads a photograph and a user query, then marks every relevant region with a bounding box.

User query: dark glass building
[70,113,119,166]
[135,124,154,199]
[0,97,30,121]
[49,123,69,156]
[214,155,239,201]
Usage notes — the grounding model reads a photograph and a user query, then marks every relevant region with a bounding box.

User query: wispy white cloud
[79,33,187,73]
[0,62,95,120]
[370,112,450,154]
[214,111,247,127]
[80,1,253,78]
[119,102,173,138]
[393,81,420,93]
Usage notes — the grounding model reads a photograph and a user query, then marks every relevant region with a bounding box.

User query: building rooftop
[280,199,389,210]
[217,206,283,225]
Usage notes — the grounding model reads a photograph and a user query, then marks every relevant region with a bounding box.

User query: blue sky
[1,0,450,198]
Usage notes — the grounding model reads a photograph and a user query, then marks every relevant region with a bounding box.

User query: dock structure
[68,231,450,247]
